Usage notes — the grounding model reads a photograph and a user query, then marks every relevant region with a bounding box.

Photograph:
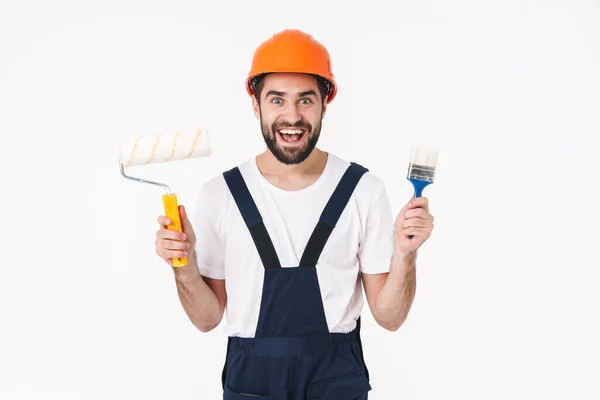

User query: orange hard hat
[246,29,337,103]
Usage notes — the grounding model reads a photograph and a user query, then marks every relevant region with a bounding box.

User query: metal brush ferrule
[407,163,436,183]
[118,156,172,194]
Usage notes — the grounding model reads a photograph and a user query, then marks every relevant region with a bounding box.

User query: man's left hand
[394,196,434,254]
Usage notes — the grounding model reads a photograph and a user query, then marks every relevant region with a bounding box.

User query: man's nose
[281,103,302,125]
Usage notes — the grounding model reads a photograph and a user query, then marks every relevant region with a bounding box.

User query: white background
[1,0,599,399]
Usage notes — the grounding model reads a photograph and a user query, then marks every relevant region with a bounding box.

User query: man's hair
[251,73,330,105]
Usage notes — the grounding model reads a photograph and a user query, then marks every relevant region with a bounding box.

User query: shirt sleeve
[358,183,395,274]
[190,179,225,279]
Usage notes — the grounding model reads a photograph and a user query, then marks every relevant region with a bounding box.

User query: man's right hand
[155,204,196,267]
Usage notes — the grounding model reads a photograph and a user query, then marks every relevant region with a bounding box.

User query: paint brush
[407,143,440,239]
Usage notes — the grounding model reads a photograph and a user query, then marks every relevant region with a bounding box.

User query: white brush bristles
[118,127,212,167]
[409,143,440,167]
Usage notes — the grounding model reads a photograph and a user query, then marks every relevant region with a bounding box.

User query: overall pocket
[306,371,371,399]
[224,384,275,399]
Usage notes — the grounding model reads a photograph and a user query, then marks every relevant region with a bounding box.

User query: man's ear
[321,101,327,118]
[252,96,260,119]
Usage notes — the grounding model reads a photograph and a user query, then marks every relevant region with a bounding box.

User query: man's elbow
[381,321,402,332]
[192,311,224,333]
[384,323,400,332]
[197,325,216,333]
[195,320,220,333]
[375,315,408,332]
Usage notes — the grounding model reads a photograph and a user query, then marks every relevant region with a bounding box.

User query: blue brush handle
[407,178,432,239]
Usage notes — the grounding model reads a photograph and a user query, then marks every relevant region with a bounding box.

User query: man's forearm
[172,250,224,332]
[373,241,417,331]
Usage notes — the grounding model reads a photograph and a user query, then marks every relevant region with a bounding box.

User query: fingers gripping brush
[118,128,212,267]
[407,144,440,239]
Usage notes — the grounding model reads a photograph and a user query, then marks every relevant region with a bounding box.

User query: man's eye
[299,98,311,104]
[271,98,282,104]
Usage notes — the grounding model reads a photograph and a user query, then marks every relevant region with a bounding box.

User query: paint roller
[117,128,212,267]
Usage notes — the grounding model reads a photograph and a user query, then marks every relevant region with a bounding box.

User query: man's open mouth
[277,128,306,144]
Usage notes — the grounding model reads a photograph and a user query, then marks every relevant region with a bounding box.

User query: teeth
[280,129,303,135]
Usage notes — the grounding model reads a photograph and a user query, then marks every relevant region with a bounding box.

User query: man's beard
[260,115,322,165]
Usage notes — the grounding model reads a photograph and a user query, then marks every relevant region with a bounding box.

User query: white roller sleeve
[118,128,211,167]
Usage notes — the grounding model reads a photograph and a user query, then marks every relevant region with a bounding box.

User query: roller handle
[162,193,187,267]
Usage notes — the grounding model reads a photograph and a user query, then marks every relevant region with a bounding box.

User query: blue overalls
[220,161,372,400]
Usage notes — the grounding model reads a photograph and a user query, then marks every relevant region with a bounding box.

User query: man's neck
[255,148,328,191]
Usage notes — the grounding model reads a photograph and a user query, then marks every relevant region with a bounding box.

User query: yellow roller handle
[162,193,187,267]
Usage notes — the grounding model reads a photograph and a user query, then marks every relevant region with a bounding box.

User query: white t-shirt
[191,153,394,337]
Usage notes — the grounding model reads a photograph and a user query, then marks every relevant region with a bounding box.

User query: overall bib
[221,162,372,400]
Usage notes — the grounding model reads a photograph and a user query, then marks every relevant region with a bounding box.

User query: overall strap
[223,167,281,270]
[299,162,368,268]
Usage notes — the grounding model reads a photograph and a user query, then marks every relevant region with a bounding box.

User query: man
[155,29,434,399]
